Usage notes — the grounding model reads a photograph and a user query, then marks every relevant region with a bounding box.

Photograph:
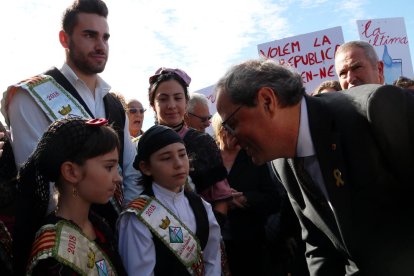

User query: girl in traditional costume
[17,117,126,275]
[118,125,221,275]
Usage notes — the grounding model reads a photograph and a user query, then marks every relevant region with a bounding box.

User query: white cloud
[105,0,291,94]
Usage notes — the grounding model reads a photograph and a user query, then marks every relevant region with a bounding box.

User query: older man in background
[335,40,384,89]
[184,92,212,132]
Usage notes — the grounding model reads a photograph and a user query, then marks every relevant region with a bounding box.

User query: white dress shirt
[4,64,142,206]
[118,182,222,276]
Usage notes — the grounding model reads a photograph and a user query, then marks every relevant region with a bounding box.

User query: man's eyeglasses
[127,108,146,114]
[221,105,243,135]
[188,112,212,123]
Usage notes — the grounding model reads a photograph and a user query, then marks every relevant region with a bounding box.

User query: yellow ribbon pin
[333,169,344,187]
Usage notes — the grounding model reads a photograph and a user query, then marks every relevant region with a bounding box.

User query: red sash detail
[126,198,147,210]
[30,229,56,259]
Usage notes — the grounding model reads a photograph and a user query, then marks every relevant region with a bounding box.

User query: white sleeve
[118,213,155,276]
[121,115,144,204]
[8,88,51,168]
[201,199,222,276]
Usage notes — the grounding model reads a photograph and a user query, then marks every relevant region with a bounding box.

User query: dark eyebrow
[83,29,98,36]
[157,151,172,157]
[82,29,110,39]
[339,68,347,75]
[157,92,184,97]
[349,61,362,69]
[102,158,118,164]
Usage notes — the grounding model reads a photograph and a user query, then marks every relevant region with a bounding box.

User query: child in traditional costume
[118,125,221,275]
[17,117,126,275]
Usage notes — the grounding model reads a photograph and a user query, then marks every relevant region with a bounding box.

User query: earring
[72,186,78,197]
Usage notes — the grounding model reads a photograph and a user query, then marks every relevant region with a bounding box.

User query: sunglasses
[188,112,212,123]
[127,108,146,114]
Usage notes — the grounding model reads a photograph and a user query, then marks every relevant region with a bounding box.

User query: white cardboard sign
[357,17,413,84]
[257,26,344,94]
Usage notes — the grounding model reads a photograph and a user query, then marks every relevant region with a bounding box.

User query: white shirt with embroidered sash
[118,182,222,276]
[3,63,142,204]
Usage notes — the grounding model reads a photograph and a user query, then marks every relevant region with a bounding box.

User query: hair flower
[85,118,108,126]
[149,67,191,86]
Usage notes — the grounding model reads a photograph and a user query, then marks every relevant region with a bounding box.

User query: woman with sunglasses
[126,99,146,138]
[147,67,233,227]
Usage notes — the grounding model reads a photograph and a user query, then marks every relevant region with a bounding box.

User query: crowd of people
[0,0,413,275]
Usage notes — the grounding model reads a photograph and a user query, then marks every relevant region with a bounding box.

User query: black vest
[143,187,209,276]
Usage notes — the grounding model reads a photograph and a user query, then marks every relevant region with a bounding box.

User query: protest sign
[257,26,344,93]
[357,17,413,84]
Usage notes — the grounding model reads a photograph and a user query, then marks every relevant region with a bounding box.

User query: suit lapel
[305,95,353,252]
[272,158,305,209]
[273,157,348,253]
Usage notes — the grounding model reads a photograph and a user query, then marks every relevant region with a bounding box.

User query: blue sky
[1,0,413,130]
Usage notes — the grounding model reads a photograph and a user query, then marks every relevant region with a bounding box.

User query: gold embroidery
[333,169,344,187]
[58,104,72,115]
[87,247,95,269]
[159,216,170,229]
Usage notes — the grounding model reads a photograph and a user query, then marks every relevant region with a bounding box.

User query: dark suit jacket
[270,84,414,276]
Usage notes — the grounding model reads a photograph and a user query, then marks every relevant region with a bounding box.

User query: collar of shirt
[296,96,316,157]
[152,182,185,201]
[60,63,111,118]
[60,63,111,99]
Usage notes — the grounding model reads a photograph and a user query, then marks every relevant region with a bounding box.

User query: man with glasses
[184,92,212,132]
[126,99,146,138]
[215,59,414,276]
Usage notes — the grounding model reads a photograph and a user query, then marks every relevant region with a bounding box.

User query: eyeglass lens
[129,108,146,114]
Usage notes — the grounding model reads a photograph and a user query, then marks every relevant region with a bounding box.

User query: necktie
[294,156,326,203]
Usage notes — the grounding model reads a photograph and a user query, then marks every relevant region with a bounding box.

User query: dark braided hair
[19,116,120,207]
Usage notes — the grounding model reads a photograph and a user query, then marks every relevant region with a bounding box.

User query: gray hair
[215,59,305,107]
[127,99,143,107]
[186,92,209,113]
[335,41,379,68]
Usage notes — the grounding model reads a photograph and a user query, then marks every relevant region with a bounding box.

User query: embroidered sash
[5,74,91,122]
[123,196,205,276]
[27,221,116,276]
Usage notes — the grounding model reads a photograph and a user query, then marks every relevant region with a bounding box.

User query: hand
[0,132,4,158]
[230,188,247,209]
